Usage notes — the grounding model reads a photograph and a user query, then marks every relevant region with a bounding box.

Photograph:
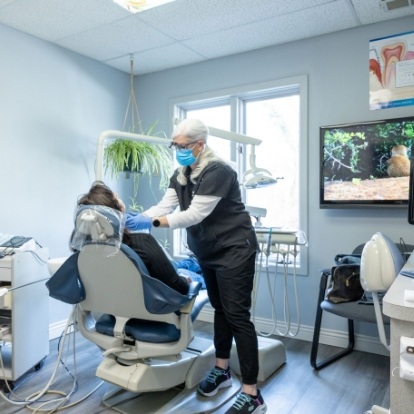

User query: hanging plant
[103,56,173,210]
[104,126,172,190]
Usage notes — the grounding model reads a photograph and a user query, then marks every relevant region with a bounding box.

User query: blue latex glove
[125,212,152,231]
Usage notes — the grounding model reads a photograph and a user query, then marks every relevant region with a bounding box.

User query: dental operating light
[243,145,280,189]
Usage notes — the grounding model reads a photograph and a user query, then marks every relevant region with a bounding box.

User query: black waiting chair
[310,242,413,370]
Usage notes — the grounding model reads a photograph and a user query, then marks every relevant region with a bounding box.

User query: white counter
[383,253,414,414]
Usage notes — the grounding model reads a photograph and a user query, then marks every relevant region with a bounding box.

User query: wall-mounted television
[409,149,414,224]
[320,116,414,209]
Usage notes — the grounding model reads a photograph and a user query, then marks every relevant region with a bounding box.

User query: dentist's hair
[173,119,231,186]
[172,118,209,142]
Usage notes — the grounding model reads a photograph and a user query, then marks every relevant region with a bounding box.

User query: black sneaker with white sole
[224,390,267,414]
[197,366,232,397]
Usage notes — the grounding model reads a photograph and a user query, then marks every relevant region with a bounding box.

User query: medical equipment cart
[0,240,49,385]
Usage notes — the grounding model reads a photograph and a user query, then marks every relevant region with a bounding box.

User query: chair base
[96,336,241,413]
[310,317,355,370]
[229,336,286,381]
[101,376,242,414]
[97,336,216,392]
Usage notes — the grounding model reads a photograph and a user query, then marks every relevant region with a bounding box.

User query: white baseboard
[49,319,73,341]
[196,308,390,357]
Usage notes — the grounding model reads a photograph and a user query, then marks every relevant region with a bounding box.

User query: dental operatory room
[1,1,414,414]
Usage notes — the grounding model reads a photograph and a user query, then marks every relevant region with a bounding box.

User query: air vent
[380,0,413,11]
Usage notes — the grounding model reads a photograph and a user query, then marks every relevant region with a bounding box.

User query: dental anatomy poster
[369,31,414,110]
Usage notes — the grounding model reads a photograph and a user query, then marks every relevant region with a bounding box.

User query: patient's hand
[179,275,192,285]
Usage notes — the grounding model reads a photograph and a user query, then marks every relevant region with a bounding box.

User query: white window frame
[169,75,308,275]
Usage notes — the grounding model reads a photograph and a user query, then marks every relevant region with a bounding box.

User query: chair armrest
[180,297,197,314]
[187,281,202,298]
[180,282,203,314]
[319,268,331,290]
[318,268,331,304]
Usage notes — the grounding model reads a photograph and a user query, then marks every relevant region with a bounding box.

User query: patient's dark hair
[77,181,124,212]
[71,181,130,250]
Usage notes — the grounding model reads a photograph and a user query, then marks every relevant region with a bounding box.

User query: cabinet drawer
[0,266,12,282]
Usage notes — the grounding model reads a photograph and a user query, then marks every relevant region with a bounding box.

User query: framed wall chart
[369,31,414,110]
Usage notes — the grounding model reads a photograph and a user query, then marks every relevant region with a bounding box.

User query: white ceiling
[0,0,413,75]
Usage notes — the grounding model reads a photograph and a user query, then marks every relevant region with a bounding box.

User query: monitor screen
[320,116,414,209]
[409,145,414,224]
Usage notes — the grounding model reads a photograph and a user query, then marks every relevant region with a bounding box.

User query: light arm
[172,117,262,146]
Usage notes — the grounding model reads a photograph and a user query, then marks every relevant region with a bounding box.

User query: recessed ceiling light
[113,0,175,14]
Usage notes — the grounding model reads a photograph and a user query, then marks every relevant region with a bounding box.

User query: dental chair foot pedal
[229,336,286,382]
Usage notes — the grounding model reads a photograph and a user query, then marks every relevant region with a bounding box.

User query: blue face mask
[176,148,197,166]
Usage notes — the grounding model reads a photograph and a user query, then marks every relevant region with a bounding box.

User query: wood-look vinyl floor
[0,321,389,414]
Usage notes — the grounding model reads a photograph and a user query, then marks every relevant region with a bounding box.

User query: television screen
[409,147,414,224]
[320,116,414,208]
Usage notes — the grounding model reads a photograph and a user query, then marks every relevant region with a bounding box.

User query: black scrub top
[169,161,258,270]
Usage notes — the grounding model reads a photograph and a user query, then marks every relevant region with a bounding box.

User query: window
[170,76,308,274]
[183,104,232,162]
[244,93,300,230]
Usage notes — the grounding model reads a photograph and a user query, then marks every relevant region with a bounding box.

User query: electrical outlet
[400,336,414,381]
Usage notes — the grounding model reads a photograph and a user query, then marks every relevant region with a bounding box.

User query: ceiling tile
[138,0,336,41]
[0,0,17,7]
[105,43,206,74]
[0,0,128,40]
[56,15,176,61]
[0,0,411,74]
[182,1,359,59]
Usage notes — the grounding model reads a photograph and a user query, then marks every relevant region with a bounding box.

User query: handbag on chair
[326,254,364,304]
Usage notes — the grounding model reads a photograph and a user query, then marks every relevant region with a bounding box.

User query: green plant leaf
[104,137,172,184]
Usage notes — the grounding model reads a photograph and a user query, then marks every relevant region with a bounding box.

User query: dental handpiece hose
[0,278,50,297]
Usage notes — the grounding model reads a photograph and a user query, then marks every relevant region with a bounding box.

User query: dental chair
[56,205,241,414]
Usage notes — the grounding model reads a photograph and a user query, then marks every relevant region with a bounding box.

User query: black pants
[200,252,259,385]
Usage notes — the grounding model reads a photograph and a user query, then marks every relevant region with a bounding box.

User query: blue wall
[0,23,129,323]
[133,15,414,341]
[0,15,413,342]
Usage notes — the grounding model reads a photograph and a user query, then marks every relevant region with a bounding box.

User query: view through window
[171,77,308,273]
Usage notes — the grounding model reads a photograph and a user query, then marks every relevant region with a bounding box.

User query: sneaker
[224,390,267,414]
[197,366,232,397]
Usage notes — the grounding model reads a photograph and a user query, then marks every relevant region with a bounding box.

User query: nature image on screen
[321,116,414,207]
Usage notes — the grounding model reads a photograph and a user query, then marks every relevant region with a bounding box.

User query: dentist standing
[125,118,267,414]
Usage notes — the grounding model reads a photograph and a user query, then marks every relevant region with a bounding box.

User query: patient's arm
[127,233,190,295]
